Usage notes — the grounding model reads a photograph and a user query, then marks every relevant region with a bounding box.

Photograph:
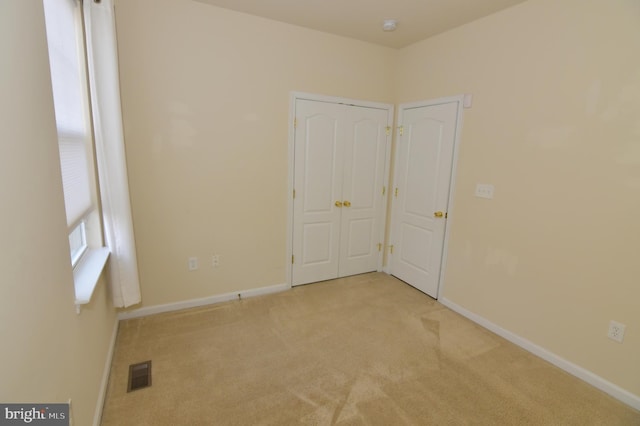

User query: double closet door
[292,98,391,286]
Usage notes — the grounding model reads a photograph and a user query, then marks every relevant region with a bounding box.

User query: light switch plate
[463,94,473,108]
[475,183,494,199]
[188,257,198,271]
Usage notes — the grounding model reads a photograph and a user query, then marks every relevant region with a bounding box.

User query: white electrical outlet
[607,320,625,343]
[212,255,220,268]
[188,257,198,271]
[475,183,495,199]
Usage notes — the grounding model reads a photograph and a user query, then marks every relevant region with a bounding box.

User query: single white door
[292,98,391,286]
[339,105,389,277]
[389,101,460,298]
[292,100,344,285]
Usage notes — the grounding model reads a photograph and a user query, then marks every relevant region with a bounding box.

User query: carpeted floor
[101,273,640,425]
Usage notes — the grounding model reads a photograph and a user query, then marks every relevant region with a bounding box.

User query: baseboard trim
[117,283,290,321]
[439,297,640,411]
[93,318,119,426]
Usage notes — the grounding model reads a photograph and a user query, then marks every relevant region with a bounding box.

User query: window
[43,0,102,267]
[43,0,115,313]
[68,220,87,266]
[43,0,141,310]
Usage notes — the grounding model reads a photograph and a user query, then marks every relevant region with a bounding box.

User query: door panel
[293,100,344,285]
[404,120,442,216]
[390,101,459,297]
[301,223,333,264]
[349,123,378,208]
[303,114,339,213]
[339,106,388,277]
[399,223,432,279]
[345,218,373,257]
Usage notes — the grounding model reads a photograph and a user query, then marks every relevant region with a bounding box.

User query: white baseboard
[93,318,119,426]
[439,297,640,411]
[117,283,290,321]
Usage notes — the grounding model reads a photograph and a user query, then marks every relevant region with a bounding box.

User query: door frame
[286,92,394,287]
[388,95,465,300]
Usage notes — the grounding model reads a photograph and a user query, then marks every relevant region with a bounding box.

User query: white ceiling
[192,0,528,49]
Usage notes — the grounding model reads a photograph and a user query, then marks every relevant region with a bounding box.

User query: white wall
[0,2,117,424]
[396,0,640,397]
[114,0,639,403]
[114,0,396,308]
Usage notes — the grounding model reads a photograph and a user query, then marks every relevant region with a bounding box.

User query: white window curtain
[84,0,141,308]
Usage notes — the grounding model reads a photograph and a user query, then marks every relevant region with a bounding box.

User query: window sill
[74,247,110,314]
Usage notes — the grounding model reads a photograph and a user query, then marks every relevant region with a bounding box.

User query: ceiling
[192,0,528,49]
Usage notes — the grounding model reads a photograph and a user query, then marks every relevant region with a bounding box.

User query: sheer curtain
[84,0,141,308]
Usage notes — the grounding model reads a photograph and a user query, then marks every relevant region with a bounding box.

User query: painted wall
[396,0,640,396]
[114,0,396,308]
[0,2,117,424]
[114,0,638,401]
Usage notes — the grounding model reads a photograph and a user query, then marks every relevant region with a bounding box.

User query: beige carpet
[101,273,640,425]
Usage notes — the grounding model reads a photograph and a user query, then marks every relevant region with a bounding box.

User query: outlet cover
[607,320,625,343]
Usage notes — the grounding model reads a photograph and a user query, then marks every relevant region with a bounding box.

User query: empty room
[1,0,639,425]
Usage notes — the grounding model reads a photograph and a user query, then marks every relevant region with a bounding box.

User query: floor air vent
[127,360,152,392]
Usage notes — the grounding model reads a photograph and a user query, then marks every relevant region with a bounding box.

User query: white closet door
[292,98,390,287]
[339,106,388,277]
[292,100,344,285]
[390,101,459,298]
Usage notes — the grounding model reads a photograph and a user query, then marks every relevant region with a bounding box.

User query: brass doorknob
[434,211,444,218]
[335,201,343,207]
[343,200,351,207]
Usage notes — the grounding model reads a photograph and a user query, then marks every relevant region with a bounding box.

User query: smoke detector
[382,19,397,32]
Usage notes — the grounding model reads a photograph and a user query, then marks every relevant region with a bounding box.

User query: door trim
[286,92,394,286]
[389,95,465,300]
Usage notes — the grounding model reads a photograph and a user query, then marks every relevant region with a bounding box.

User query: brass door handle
[335,201,343,207]
[434,211,444,218]
[343,200,351,207]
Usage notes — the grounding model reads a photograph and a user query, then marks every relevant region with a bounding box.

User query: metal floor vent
[127,360,152,392]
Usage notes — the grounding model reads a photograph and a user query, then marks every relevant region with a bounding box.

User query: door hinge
[394,187,398,198]
[382,186,386,196]
[293,189,296,199]
[292,255,294,264]
[389,245,394,254]
[398,126,404,136]
[377,243,382,252]
[385,126,391,136]
[294,118,297,129]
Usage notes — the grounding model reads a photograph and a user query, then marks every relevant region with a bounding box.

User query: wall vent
[127,360,152,392]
